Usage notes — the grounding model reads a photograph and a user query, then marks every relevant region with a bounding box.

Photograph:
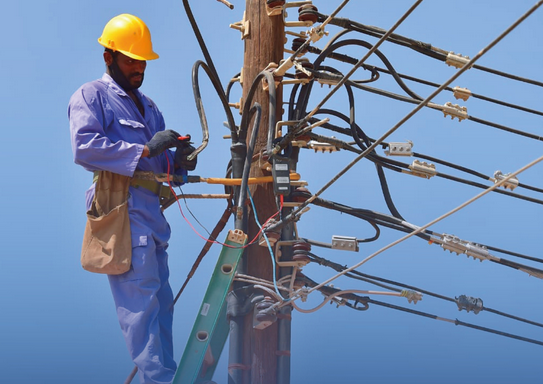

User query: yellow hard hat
[98,14,159,61]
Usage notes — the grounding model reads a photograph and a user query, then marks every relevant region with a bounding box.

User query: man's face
[105,51,147,89]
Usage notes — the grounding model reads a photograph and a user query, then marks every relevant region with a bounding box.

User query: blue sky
[1,1,542,383]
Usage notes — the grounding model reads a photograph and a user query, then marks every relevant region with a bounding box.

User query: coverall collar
[102,73,152,123]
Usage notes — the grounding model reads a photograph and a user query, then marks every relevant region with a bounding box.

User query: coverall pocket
[81,171,132,275]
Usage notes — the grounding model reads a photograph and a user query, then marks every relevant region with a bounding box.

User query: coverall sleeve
[68,85,144,177]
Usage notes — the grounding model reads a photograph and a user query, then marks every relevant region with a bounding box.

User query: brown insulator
[290,187,312,203]
[292,240,311,253]
[298,4,319,23]
[291,37,308,54]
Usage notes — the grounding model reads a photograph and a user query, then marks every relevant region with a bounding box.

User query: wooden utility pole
[241,1,285,383]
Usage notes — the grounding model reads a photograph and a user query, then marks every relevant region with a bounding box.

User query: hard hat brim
[98,38,159,61]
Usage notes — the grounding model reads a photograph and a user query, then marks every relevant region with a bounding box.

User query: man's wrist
[142,145,150,158]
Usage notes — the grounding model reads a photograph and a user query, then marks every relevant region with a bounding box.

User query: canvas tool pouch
[81,171,132,275]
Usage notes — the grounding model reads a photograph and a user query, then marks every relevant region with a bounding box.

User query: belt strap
[93,171,174,202]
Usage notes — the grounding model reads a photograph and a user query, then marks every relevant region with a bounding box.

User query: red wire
[165,155,282,249]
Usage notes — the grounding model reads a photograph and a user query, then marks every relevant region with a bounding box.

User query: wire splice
[408,160,437,179]
[401,290,422,304]
[439,234,499,262]
[453,86,472,101]
[440,101,468,121]
[455,295,483,314]
[494,170,519,191]
[445,52,472,69]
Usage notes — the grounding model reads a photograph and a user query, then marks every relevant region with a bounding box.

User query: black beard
[107,59,144,92]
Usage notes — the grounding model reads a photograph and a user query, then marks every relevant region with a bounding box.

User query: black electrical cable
[369,299,543,346]
[309,195,434,241]
[237,103,262,229]
[368,65,543,117]
[308,195,543,275]
[183,1,238,143]
[435,171,543,206]
[307,252,543,328]
[298,273,543,346]
[309,108,407,220]
[237,70,277,147]
[317,13,543,89]
[348,80,543,143]
[305,111,543,204]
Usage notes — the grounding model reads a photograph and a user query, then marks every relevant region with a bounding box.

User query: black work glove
[175,142,197,171]
[145,130,181,158]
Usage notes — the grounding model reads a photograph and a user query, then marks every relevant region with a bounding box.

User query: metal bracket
[385,141,413,156]
[331,235,359,252]
[229,11,250,39]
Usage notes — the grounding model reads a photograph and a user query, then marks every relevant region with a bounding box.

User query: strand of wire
[297,274,543,346]
[317,11,543,88]
[285,0,424,139]
[308,252,543,328]
[307,109,543,204]
[279,1,543,225]
[300,153,543,299]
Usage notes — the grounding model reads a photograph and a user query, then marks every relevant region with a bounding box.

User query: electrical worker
[68,14,195,384]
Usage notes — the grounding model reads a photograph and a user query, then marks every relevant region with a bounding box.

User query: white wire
[291,289,403,314]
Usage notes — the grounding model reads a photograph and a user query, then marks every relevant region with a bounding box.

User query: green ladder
[172,229,247,384]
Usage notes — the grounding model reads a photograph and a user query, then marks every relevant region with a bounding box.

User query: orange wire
[165,155,282,249]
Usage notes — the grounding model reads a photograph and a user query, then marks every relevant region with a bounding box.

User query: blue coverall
[68,73,185,384]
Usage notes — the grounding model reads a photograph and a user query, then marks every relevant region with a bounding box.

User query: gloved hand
[145,130,181,158]
[175,142,197,171]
